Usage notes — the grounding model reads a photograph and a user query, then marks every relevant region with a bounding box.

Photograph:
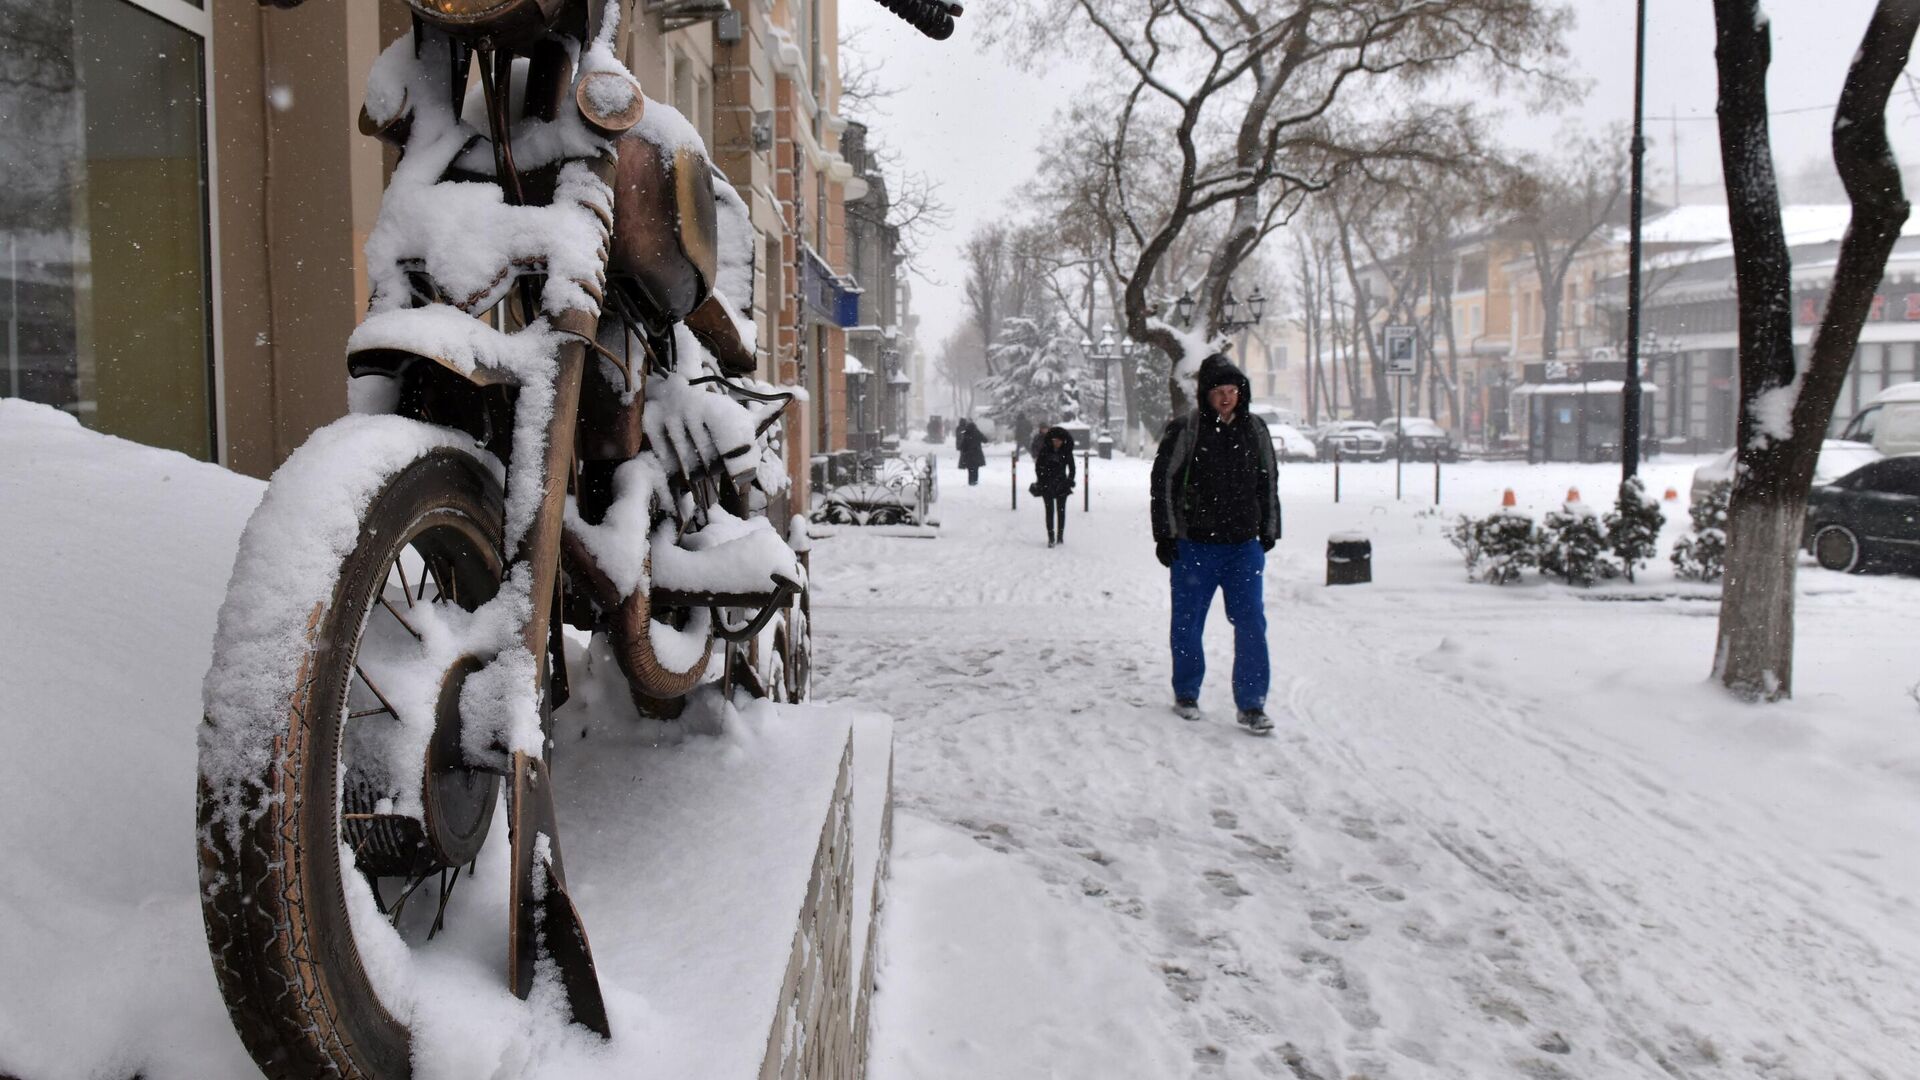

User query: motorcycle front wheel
[199,434,511,1078]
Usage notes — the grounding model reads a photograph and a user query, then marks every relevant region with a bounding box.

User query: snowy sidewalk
[826,442,1920,1080]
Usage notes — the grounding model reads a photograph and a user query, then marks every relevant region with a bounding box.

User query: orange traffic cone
[1663,487,1679,501]
[1501,488,1516,507]
[1566,486,1582,503]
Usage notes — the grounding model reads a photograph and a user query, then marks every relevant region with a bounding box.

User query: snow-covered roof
[1651,205,1920,270]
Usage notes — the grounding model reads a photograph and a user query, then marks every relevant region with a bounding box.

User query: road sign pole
[1395,375,1405,500]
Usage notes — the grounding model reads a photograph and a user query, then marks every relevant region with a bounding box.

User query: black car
[1804,455,1920,573]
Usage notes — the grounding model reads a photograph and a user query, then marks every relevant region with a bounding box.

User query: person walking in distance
[1150,354,1282,734]
[1031,425,1077,548]
[955,418,986,485]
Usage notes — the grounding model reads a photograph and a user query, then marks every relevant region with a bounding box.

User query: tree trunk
[1710,0,1920,699]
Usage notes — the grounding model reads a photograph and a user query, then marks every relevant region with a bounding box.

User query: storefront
[1511,361,1657,463]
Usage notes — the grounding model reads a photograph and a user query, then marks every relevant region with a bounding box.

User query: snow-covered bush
[1443,509,1538,585]
[1604,477,1666,583]
[1538,501,1618,586]
[1671,481,1730,582]
[981,315,1081,428]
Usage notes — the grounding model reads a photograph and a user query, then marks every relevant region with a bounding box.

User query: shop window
[2,0,213,458]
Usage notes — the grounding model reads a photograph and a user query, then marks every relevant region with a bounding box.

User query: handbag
[1028,481,1040,497]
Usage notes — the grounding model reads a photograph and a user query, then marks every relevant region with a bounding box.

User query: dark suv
[1804,455,1920,573]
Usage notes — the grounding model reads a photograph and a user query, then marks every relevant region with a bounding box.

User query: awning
[1511,380,1659,398]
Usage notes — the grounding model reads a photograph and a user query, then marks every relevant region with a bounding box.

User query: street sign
[1384,325,1417,377]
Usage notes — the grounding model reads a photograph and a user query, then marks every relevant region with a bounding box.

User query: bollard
[1011,447,1019,510]
[1326,532,1372,585]
[1433,455,1442,505]
[1083,444,1091,512]
[1502,487,1517,507]
[1333,447,1342,503]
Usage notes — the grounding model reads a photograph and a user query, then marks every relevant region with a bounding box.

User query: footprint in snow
[1211,809,1239,830]
[1160,962,1206,1001]
[1347,872,1406,903]
[1233,834,1293,870]
[1340,816,1380,841]
[1204,870,1251,898]
[1308,907,1371,941]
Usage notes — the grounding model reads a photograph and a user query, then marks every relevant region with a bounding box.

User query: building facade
[3,0,864,480]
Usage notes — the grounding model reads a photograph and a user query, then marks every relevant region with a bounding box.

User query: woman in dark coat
[955,419,987,485]
[1031,425,1077,547]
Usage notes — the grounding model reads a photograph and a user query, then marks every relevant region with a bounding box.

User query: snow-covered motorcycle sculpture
[188,0,965,1070]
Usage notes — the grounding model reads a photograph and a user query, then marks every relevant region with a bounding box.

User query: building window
[3,0,214,459]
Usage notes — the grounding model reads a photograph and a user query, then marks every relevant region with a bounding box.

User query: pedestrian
[955,418,986,485]
[1030,425,1076,547]
[1149,354,1282,735]
[1013,413,1034,457]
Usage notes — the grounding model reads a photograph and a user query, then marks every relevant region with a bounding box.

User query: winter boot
[1236,709,1274,735]
[1173,699,1202,722]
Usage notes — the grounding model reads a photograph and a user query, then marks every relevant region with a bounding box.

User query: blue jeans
[1169,539,1269,711]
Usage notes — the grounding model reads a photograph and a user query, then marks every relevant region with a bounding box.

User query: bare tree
[991,0,1568,413]
[1710,0,1920,700]
[1497,131,1629,366]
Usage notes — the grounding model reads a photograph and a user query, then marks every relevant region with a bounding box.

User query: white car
[1265,422,1317,461]
[1838,381,1920,456]
[1689,439,1885,504]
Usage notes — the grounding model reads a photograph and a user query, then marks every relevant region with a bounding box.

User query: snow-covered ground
[835,440,1920,1079]
[3,399,1919,1079]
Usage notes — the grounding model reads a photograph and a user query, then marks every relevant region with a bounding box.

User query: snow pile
[650,504,801,595]
[348,305,567,379]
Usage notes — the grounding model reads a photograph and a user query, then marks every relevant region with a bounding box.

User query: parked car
[1803,455,1920,573]
[1837,381,1920,456]
[1267,422,1317,461]
[1313,421,1389,461]
[1690,439,1884,506]
[1377,417,1459,462]
[1250,403,1305,430]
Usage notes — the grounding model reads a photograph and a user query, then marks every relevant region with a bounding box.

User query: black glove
[1156,540,1178,567]
[1261,538,1275,552]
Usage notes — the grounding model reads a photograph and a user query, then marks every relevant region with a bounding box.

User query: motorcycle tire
[199,437,508,1079]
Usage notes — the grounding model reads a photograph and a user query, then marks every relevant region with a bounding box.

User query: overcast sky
[839,0,1920,359]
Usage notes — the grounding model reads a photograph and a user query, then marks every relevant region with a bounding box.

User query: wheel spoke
[428,865,462,940]
[379,595,425,643]
[388,871,434,928]
[395,557,415,610]
[353,664,402,721]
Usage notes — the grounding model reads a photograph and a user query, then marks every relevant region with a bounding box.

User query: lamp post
[1622,0,1649,481]
[1084,326,1130,460]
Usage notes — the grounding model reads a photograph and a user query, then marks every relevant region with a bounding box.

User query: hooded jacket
[955,420,987,469]
[1150,355,1282,545]
[1031,425,1077,498]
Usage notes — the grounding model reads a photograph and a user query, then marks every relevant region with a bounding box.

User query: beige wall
[211,0,398,477]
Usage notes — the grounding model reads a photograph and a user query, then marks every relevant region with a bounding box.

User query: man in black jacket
[1149,354,1282,734]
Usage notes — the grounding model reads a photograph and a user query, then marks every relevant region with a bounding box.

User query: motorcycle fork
[502,306,610,1036]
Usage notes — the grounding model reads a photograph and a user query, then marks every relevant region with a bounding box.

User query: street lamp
[1219,286,1267,335]
[1086,325,1123,432]
[1174,291,1197,327]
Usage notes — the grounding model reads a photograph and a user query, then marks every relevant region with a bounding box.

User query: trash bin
[1326,532,1372,586]
[1096,433,1115,460]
